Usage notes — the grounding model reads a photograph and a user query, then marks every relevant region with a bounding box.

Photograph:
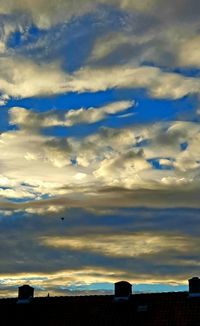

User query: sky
[0,0,200,297]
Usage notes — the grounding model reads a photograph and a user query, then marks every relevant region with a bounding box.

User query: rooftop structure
[0,277,199,325]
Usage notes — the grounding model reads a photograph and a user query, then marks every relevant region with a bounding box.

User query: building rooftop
[0,291,200,326]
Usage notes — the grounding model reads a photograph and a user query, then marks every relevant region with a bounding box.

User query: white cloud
[68,66,200,99]
[9,101,134,128]
[0,94,9,106]
[1,115,200,206]
[173,132,200,172]
[0,130,76,199]
[93,149,150,188]
[0,57,68,100]
[0,56,199,103]
[0,188,35,199]
[0,58,199,103]
[159,158,173,167]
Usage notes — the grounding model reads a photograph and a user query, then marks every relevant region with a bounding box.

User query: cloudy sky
[0,0,200,297]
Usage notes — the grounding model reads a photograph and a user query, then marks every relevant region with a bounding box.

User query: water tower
[188,277,200,297]
[114,281,132,301]
[17,284,34,304]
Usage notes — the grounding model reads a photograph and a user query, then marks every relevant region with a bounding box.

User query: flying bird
[60,217,65,221]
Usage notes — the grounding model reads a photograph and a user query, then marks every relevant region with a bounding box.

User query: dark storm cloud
[0,208,199,276]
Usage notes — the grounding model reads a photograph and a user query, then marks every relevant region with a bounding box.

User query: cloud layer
[0,109,200,206]
[0,0,199,103]
[0,207,199,297]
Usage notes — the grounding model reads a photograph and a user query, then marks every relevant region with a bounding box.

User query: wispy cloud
[9,100,134,128]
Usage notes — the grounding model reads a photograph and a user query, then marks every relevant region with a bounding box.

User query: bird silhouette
[60,217,64,221]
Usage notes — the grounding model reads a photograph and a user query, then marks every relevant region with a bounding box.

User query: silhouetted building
[17,285,34,304]
[0,277,199,325]
[114,281,132,301]
[188,277,200,297]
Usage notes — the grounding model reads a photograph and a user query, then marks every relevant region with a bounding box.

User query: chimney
[114,281,132,301]
[17,284,34,304]
[188,277,200,297]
